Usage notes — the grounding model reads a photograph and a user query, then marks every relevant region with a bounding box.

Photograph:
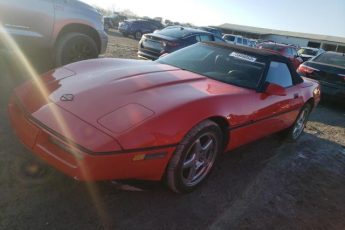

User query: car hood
[15,58,250,138]
[74,0,99,14]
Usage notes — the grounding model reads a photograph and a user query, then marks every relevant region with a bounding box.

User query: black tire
[55,32,98,67]
[166,120,223,193]
[280,103,312,141]
[134,31,143,40]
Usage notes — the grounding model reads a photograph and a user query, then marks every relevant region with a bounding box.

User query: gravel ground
[0,30,345,230]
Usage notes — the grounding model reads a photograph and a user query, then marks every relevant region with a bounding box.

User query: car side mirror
[265,83,287,96]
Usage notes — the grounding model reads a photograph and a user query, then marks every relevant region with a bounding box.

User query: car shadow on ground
[107,29,138,40]
[2,128,345,229]
[106,29,125,38]
[309,99,345,129]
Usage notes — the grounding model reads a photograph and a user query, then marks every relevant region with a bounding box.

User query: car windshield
[156,28,198,38]
[298,48,318,56]
[225,35,235,42]
[157,43,267,89]
[313,52,345,68]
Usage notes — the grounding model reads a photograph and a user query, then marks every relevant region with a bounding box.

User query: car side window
[197,34,213,41]
[243,39,248,46]
[266,61,293,88]
[237,37,243,44]
[283,48,291,57]
[184,35,198,44]
[291,48,297,57]
[133,21,140,28]
[214,36,223,42]
[226,36,235,42]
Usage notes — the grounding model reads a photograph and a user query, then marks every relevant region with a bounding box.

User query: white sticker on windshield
[229,52,257,62]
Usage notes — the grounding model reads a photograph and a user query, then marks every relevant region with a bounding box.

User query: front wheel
[280,103,312,141]
[166,120,223,193]
[134,31,143,40]
[55,33,98,67]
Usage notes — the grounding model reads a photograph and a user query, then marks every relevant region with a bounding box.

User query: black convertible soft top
[204,41,289,62]
[203,41,304,85]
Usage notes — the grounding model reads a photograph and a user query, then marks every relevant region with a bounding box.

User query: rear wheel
[280,103,312,141]
[134,31,143,40]
[55,32,98,67]
[166,120,223,193]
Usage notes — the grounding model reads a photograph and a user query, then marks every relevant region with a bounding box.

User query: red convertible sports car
[8,42,320,193]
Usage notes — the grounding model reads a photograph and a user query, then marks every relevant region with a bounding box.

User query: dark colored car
[104,15,127,31]
[138,27,225,60]
[118,19,163,40]
[258,43,303,69]
[198,26,223,37]
[297,51,345,101]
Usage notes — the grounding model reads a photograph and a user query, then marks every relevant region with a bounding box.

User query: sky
[81,0,345,38]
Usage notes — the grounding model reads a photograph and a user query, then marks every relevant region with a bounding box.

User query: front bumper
[8,96,175,181]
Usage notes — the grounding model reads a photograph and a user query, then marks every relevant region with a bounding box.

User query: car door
[0,0,54,49]
[228,61,304,149]
[236,37,243,46]
[252,61,304,133]
[243,38,248,47]
[141,22,154,34]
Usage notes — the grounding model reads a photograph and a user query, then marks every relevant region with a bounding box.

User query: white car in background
[249,39,258,47]
[222,34,251,47]
[298,47,325,62]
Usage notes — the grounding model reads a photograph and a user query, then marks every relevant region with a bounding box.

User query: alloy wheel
[181,133,217,187]
[292,107,310,139]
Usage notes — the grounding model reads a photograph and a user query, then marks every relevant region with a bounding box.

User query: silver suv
[0,0,108,66]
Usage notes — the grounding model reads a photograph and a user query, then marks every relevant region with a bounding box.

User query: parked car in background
[298,47,324,62]
[249,39,257,48]
[118,19,163,40]
[297,51,345,101]
[145,19,164,30]
[198,26,223,37]
[104,15,128,32]
[0,0,108,67]
[258,43,303,69]
[222,34,250,47]
[138,27,225,60]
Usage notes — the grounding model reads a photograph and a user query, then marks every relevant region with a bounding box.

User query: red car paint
[8,52,320,182]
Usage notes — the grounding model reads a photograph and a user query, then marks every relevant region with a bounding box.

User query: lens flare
[0,23,111,227]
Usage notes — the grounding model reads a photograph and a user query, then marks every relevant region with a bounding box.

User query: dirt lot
[1,30,345,230]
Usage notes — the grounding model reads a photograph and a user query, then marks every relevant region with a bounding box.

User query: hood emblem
[60,94,74,102]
